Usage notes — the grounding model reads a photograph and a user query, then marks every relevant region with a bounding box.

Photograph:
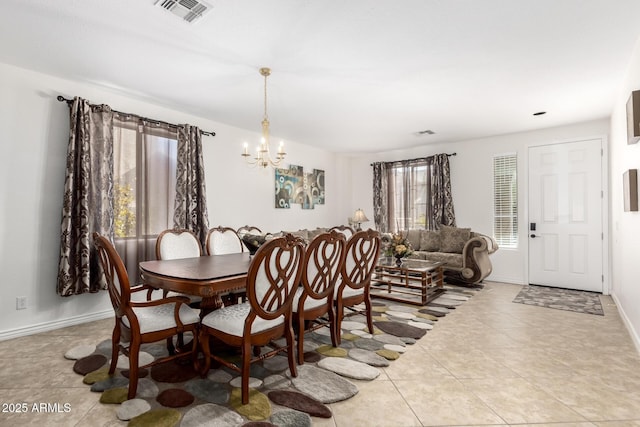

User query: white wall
[0,62,349,339]
[348,119,609,285]
[609,37,640,349]
[1,54,630,342]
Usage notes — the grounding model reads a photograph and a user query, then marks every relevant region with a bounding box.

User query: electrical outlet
[16,296,27,310]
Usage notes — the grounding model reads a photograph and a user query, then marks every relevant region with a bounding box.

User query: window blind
[493,154,518,248]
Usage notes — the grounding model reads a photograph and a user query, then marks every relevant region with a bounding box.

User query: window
[113,117,178,284]
[389,162,428,231]
[493,153,518,248]
[113,118,177,239]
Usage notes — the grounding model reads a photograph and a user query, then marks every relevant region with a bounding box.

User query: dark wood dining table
[139,252,251,312]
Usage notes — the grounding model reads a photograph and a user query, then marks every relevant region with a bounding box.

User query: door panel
[528,139,603,292]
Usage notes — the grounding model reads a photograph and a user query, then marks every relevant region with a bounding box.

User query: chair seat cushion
[165,291,203,304]
[201,302,284,337]
[124,303,200,334]
[292,287,326,312]
[334,282,364,299]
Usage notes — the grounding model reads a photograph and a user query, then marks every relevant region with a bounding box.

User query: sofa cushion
[419,230,441,251]
[308,227,328,240]
[439,225,471,253]
[410,251,463,268]
[405,229,421,251]
[424,252,463,268]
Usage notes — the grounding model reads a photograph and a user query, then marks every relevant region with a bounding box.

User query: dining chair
[292,230,346,364]
[236,225,262,239]
[329,225,355,240]
[93,232,200,399]
[205,226,244,256]
[156,228,203,260]
[198,234,305,404]
[205,226,246,305]
[155,228,203,305]
[334,229,381,345]
[155,228,203,349]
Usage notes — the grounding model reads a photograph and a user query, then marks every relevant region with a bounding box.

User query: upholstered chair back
[247,234,305,321]
[302,230,346,303]
[339,229,381,293]
[206,226,243,255]
[156,229,202,260]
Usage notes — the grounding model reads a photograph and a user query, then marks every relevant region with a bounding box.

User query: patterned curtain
[373,153,456,232]
[173,125,210,247]
[372,162,389,232]
[429,153,456,228]
[57,98,114,296]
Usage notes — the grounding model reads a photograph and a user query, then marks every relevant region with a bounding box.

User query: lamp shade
[353,209,369,223]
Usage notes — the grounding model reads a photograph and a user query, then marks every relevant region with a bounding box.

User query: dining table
[139,252,251,313]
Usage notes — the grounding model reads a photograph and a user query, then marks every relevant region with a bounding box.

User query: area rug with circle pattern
[64,285,478,426]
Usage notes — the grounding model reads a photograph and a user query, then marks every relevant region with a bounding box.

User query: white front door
[528,139,603,292]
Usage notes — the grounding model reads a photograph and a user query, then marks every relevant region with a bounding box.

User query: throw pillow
[405,229,421,251]
[439,225,471,253]
[419,230,441,252]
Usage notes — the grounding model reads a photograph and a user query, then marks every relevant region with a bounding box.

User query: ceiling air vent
[155,0,212,23]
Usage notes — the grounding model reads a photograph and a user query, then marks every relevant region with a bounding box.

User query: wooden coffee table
[370,258,445,306]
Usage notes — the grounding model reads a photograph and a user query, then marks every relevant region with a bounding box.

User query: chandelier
[241,67,286,168]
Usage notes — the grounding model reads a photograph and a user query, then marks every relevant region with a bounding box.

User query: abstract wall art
[275,165,325,209]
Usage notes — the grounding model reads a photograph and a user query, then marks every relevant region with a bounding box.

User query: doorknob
[530,234,537,238]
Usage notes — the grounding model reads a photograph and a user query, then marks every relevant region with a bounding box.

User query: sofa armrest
[458,235,495,283]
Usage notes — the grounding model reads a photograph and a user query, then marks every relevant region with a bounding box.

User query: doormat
[512,285,604,316]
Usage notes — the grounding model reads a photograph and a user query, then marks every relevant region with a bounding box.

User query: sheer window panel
[113,117,178,284]
[389,163,428,232]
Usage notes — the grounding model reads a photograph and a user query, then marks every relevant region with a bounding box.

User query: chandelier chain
[263,72,268,121]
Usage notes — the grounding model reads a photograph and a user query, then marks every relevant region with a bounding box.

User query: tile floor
[1,281,640,426]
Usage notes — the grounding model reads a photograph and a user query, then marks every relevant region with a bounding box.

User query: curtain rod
[370,152,456,167]
[56,95,216,137]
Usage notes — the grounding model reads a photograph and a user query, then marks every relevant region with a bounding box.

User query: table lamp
[352,208,369,231]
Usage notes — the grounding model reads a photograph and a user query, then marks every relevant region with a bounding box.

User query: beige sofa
[384,226,498,285]
[245,225,497,285]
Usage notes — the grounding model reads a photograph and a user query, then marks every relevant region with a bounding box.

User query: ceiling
[2,0,640,154]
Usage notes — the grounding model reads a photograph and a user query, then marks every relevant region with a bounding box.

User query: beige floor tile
[394,377,507,426]
[480,346,578,378]
[382,345,452,380]
[516,423,596,427]
[310,415,338,427]
[329,379,422,427]
[461,377,587,424]
[528,375,640,421]
[594,422,640,426]
[426,347,520,379]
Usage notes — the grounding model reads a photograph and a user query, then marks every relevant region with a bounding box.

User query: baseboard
[485,275,525,285]
[0,310,112,342]
[611,293,640,353]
